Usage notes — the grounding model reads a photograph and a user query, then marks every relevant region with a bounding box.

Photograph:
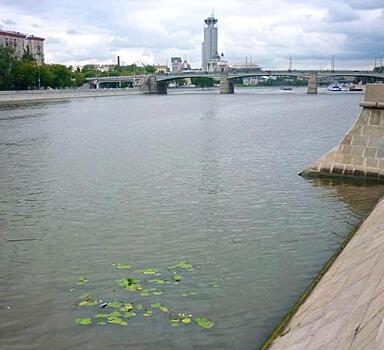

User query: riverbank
[264,195,384,349]
[0,88,142,103]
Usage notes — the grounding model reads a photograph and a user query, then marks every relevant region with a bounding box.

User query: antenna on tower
[288,55,293,71]
[211,8,215,17]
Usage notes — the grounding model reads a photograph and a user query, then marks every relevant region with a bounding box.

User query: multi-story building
[155,64,170,74]
[171,57,182,73]
[0,30,45,64]
[201,12,218,72]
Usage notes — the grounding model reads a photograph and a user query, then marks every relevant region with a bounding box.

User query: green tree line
[0,46,157,90]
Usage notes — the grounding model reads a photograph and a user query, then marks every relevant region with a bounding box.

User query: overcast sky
[0,0,383,69]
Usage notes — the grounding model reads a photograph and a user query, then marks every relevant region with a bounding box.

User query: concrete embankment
[265,197,384,349]
[263,84,384,349]
[0,88,142,103]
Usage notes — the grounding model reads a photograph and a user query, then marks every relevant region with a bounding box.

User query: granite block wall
[301,84,384,181]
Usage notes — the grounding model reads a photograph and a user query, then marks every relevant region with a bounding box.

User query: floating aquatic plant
[75,318,93,326]
[150,303,169,313]
[77,276,89,285]
[172,274,183,282]
[174,261,193,271]
[108,301,123,308]
[74,260,216,330]
[139,268,159,275]
[108,317,127,326]
[195,317,214,329]
[112,262,132,270]
[148,278,167,285]
[120,303,133,312]
[117,278,143,292]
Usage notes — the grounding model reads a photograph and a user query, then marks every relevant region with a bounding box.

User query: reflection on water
[0,89,383,350]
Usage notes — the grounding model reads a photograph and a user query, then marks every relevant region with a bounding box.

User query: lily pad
[96,311,121,319]
[120,303,133,312]
[78,299,98,307]
[170,320,180,327]
[148,279,166,285]
[108,317,127,326]
[172,274,183,282]
[124,311,137,318]
[117,278,143,292]
[136,304,144,310]
[97,321,107,326]
[77,276,89,285]
[195,317,214,329]
[109,301,123,308]
[181,317,192,324]
[143,310,153,317]
[175,261,193,271]
[140,268,159,275]
[79,293,91,300]
[75,318,93,326]
[112,262,132,270]
[153,291,164,296]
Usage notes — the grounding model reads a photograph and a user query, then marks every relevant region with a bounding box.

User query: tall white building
[201,12,218,72]
[0,30,45,64]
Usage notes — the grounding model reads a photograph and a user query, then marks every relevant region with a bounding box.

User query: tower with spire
[201,10,218,72]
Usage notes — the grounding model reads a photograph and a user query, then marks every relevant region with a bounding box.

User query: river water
[1,88,383,350]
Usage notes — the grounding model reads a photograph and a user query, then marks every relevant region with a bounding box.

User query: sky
[0,0,383,69]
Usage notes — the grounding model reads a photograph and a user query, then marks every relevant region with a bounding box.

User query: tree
[0,46,16,90]
[13,60,39,90]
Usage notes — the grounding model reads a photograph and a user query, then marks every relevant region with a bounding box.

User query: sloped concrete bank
[262,84,384,350]
[0,88,142,103]
[264,196,384,350]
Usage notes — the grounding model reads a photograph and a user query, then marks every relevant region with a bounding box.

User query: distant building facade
[0,30,45,64]
[181,60,191,71]
[171,57,182,73]
[207,52,229,73]
[201,12,218,72]
[154,64,170,74]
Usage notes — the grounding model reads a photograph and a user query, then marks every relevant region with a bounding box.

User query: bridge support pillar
[307,73,318,94]
[219,76,234,94]
[140,76,167,95]
[300,84,384,181]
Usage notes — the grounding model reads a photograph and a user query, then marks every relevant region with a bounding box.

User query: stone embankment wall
[0,88,142,103]
[301,84,384,181]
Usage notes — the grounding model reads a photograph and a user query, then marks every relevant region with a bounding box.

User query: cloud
[1,18,16,26]
[0,0,382,69]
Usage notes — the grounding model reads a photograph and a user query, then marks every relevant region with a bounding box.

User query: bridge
[86,70,384,95]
